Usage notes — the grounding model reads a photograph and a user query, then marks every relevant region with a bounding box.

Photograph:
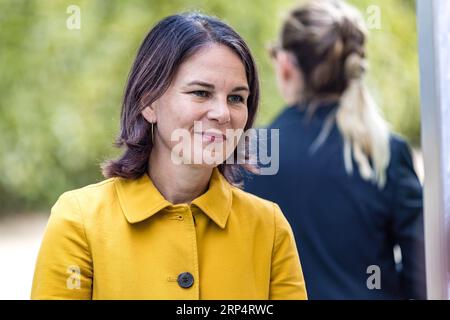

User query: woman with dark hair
[244,0,426,299]
[31,13,307,300]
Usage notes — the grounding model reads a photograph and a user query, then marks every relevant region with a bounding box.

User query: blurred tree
[0,0,419,212]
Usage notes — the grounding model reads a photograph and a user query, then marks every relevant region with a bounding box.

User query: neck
[148,142,213,205]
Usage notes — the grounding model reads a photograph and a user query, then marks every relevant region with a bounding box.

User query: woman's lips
[196,131,227,142]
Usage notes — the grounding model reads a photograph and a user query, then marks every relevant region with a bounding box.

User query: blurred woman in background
[244,0,426,299]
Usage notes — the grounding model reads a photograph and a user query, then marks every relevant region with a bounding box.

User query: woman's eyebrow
[185,81,249,92]
[186,81,215,89]
[231,86,249,93]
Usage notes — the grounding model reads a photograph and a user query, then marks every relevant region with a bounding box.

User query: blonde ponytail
[336,53,390,188]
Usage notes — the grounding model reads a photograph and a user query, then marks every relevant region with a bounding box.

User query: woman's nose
[207,99,231,124]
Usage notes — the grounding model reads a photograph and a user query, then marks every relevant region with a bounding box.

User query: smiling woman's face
[143,44,250,167]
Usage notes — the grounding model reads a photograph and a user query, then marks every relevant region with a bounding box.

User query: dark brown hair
[102,12,260,184]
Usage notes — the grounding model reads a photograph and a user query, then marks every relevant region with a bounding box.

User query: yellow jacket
[31,168,307,299]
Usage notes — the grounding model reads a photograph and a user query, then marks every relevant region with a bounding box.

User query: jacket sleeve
[269,203,308,300]
[390,140,426,299]
[31,191,93,299]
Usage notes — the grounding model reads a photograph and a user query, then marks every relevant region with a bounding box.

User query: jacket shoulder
[390,134,412,155]
[231,185,274,209]
[388,134,417,173]
[54,177,119,219]
[230,186,288,226]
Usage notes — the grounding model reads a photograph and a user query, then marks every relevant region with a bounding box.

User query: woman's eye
[190,91,210,98]
[228,95,245,104]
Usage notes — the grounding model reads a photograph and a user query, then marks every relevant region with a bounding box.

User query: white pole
[417,0,450,300]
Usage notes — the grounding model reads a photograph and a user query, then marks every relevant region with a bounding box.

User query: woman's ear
[273,50,304,105]
[277,51,298,81]
[141,105,157,123]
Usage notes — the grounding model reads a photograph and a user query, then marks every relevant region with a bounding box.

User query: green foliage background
[0,0,419,212]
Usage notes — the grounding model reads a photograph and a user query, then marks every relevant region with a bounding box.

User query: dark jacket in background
[243,103,426,299]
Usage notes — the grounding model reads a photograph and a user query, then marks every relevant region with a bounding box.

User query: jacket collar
[115,167,232,229]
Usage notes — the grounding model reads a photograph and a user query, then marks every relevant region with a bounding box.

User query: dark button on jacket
[178,272,194,288]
